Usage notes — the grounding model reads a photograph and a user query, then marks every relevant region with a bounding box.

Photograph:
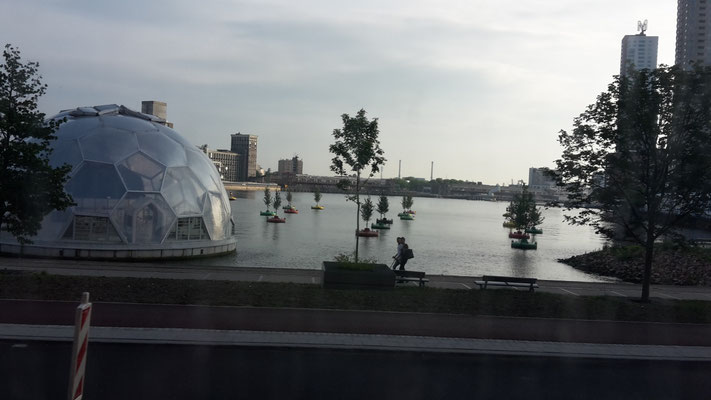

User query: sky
[1,0,678,184]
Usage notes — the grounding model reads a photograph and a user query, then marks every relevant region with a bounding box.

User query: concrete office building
[141,100,174,128]
[205,148,240,182]
[620,30,658,75]
[230,133,258,181]
[676,0,711,68]
[278,156,303,175]
[0,104,237,259]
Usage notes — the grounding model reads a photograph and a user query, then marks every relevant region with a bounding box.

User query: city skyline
[2,0,678,183]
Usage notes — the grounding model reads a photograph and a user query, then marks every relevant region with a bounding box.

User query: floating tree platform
[356,228,379,237]
[511,240,537,250]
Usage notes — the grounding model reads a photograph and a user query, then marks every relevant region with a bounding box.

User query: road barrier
[68,292,92,400]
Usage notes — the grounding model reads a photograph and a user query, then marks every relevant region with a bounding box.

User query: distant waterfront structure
[141,100,174,128]
[230,133,258,181]
[0,104,236,259]
[620,20,658,75]
[278,156,303,175]
[676,0,711,68]
[528,167,556,191]
[203,148,239,182]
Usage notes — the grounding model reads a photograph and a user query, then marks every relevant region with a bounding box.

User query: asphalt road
[3,299,711,346]
[2,339,710,400]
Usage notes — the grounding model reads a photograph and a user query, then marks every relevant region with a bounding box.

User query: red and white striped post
[68,292,92,400]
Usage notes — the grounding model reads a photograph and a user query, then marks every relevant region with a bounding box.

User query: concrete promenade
[2,256,711,301]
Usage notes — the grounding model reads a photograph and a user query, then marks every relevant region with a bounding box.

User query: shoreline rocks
[560,247,711,287]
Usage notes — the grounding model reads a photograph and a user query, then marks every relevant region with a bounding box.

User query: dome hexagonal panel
[111,192,176,243]
[117,152,165,192]
[162,167,207,216]
[136,131,188,167]
[65,161,126,215]
[35,209,73,241]
[203,192,229,240]
[79,127,139,164]
[53,117,103,140]
[100,114,160,134]
[48,139,83,171]
[186,149,221,193]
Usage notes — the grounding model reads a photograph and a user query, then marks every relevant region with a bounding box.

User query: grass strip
[1,271,710,324]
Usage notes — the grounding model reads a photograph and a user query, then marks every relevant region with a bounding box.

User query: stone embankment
[561,247,711,286]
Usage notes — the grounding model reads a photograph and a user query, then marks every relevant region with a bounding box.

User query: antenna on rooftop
[637,19,648,35]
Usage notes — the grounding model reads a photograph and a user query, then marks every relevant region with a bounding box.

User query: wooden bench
[474,275,538,292]
[394,270,429,287]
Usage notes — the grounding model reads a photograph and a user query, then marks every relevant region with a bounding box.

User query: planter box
[322,261,395,290]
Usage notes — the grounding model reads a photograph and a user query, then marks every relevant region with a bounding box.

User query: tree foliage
[552,65,711,301]
[329,109,386,262]
[314,187,322,204]
[361,196,374,224]
[286,187,293,205]
[376,194,389,217]
[263,187,272,210]
[401,194,413,211]
[0,44,74,245]
[503,186,543,230]
[273,190,282,215]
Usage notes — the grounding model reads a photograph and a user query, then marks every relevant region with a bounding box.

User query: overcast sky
[2,0,677,184]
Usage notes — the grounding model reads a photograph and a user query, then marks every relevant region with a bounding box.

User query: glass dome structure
[0,104,236,259]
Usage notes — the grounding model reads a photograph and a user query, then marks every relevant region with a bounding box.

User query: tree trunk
[640,231,654,302]
[355,173,361,263]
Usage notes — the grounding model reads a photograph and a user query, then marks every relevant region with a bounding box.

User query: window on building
[62,215,121,241]
[166,217,209,241]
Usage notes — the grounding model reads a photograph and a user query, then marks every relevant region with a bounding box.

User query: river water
[198,191,611,282]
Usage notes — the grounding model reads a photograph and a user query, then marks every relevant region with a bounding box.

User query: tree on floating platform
[503,185,543,231]
[273,190,282,217]
[361,196,374,228]
[401,194,414,212]
[314,187,322,206]
[263,187,272,212]
[376,194,389,220]
[286,187,293,207]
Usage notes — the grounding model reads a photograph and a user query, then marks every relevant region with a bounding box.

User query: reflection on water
[200,192,611,282]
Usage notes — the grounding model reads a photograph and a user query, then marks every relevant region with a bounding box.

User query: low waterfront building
[0,104,236,259]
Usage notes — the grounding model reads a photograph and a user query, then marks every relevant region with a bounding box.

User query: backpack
[403,245,414,260]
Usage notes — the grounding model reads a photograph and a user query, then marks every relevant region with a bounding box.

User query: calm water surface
[201,192,611,282]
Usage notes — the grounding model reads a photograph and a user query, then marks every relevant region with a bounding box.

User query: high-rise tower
[676,0,711,68]
[620,21,658,75]
[230,132,258,181]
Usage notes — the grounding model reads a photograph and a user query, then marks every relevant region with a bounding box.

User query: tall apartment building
[278,156,303,175]
[620,28,658,75]
[676,0,711,68]
[230,133,258,181]
[141,100,174,128]
[203,148,239,182]
[528,167,555,190]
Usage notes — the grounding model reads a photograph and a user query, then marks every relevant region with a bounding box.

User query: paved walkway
[2,257,711,301]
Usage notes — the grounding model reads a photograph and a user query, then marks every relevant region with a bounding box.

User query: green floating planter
[260,210,276,216]
[371,223,390,229]
[525,227,543,234]
[511,240,537,250]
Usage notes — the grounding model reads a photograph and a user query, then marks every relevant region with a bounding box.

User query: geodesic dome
[0,104,236,259]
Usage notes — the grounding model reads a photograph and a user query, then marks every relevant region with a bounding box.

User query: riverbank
[1,270,710,323]
[561,245,711,286]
